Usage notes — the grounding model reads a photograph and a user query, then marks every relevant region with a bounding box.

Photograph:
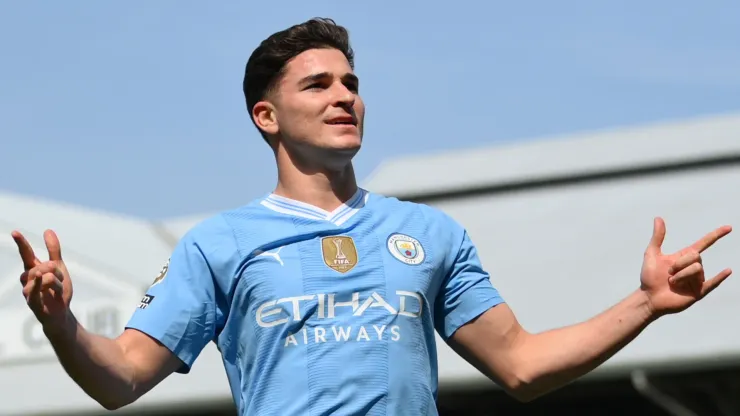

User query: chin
[329,134,362,151]
[320,137,361,170]
[328,144,361,161]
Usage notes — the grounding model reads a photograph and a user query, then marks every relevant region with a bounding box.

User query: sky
[1,1,739,220]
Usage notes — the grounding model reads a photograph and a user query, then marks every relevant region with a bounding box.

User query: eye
[345,82,359,93]
[305,82,325,90]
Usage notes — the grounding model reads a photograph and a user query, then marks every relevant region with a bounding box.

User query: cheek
[354,101,366,122]
[280,108,319,133]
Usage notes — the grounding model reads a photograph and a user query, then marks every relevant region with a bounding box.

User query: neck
[273,146,359,212]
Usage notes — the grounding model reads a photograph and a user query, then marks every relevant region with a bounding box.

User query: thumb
[44,229,64,262]
[646,217,666,255]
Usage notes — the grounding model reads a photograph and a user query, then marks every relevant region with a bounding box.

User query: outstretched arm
[14,224,229,411]
[46,320,181,410]
[14,230,182,410]
[449,291,652,402]
[449,218,732,402]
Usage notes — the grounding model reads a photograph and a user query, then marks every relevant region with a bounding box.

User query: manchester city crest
[387,233,425,265]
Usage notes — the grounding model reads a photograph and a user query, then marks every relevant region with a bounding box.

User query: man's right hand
[11,229,182,411]
[13,229,74,333]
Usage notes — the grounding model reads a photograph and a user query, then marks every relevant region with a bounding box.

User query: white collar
[260,188,369,226]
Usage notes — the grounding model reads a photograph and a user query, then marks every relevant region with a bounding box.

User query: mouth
[325,117,357,127]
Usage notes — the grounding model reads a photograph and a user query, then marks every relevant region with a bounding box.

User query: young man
[12,17,733,415]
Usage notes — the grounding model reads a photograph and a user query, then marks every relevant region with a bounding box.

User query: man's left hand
[640,217,732,318]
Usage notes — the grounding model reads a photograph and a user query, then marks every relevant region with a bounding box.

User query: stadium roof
[0,191,173,284]
[362,111,740,200]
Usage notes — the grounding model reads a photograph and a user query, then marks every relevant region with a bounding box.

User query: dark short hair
[243,17,355,140]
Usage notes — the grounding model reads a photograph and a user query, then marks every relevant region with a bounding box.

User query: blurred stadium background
[1,112,739,415]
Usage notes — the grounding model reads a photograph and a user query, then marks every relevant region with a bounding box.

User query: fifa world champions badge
[321,236,359,273]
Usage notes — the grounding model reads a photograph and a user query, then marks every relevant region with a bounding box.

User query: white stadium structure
[1,112,739,415]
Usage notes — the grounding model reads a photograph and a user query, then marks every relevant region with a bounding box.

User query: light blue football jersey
[126,188,504,415]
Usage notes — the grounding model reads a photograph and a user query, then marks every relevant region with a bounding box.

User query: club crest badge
[321,236,359,273]
[387,233,425,265]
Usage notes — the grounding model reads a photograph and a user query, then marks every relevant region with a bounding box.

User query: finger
[53,265,65,282]
[669,250,701,275]
[700,268,733,298]
[44,230,63,262]
[669,262,704,285]
[30,262,58,275]
[21,262,58,295]
[646,217,666,255]
[19,271,29,286]
[39,271,64,294]
[691,225,733,253]
[11,231,41,271]
[51,267,65,299]
[23,270,42,302]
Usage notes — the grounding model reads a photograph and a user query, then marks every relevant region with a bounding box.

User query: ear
[252,100,279,136]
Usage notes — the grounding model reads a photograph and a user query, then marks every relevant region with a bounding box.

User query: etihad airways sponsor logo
[255,291,423,347]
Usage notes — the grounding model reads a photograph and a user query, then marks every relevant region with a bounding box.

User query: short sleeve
[434,227,505,341]
[125,216,237,373]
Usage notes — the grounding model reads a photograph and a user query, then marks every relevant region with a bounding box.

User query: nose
[331,83,355,109]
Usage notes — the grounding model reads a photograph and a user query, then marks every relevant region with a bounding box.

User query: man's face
[264,48,365,161]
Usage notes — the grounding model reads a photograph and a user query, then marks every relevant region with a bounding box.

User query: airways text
[255,291,424,347]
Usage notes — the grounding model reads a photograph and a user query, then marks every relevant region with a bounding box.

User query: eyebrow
[298,72,359,86]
